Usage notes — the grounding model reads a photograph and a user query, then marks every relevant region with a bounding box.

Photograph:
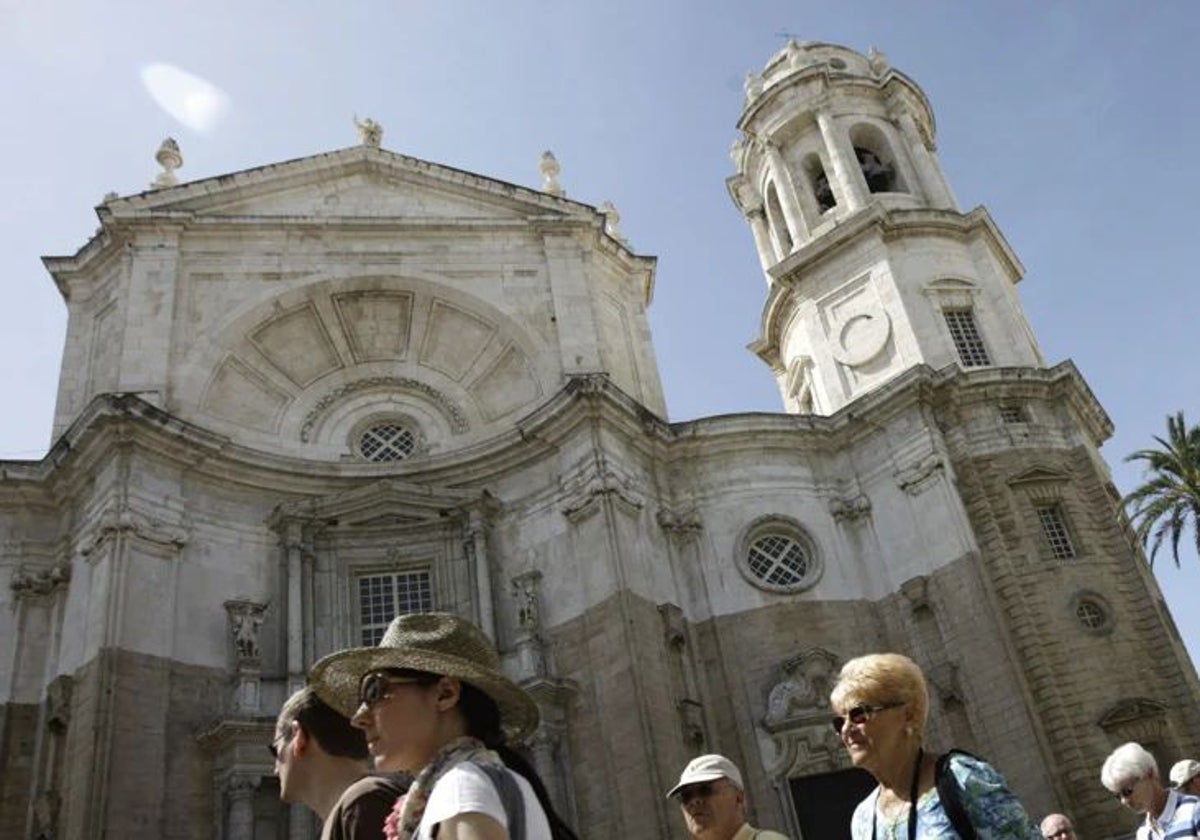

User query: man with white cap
[1172,760,1200,797]
[666,754,791,840]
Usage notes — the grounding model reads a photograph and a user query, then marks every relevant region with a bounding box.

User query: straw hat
[309,612,539,742]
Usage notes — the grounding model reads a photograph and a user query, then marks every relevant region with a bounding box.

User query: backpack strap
[935,750,980,840]
[431,762,526,840]
[476,763,527,840]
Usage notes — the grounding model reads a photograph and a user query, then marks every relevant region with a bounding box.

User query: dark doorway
[789,767,877,839]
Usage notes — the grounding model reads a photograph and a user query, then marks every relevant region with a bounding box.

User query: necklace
[871,747,923,840]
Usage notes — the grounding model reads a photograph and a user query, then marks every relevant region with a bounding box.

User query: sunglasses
[831,701,905,734]
[358,673,424,708]
[1116,784,1136,798]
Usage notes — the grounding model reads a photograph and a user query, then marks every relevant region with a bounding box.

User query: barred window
[999,405,1028,424]
[1076,599,1107,630]
[1036,505,1077,559]
[358,422,417,462]
[358,570,432,645]
[747,533,811,587]
[943,309,991,368]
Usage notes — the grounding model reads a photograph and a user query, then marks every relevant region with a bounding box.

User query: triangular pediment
[271,478,487,529]
[107,146,593,223]
[1006,466,1071,487]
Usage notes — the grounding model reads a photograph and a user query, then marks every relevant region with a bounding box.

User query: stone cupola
[729,41,1045,415]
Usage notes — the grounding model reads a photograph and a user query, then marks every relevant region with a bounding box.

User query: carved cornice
[656,505,703,538]
[895,453,944,496]
[77,502,189,559]
[560,460,645,522]
[300,375,469,442]
[828,493,871,523]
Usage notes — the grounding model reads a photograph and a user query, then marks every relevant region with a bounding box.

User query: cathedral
[1,40,1196,840]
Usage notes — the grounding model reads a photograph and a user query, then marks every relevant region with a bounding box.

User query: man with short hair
[1172,761,1200,797]
[1040,813,1078,840]
[1101,742,1200,840]
[272,686,409,840]
[666,754,791,840]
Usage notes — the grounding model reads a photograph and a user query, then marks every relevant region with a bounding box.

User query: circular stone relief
[356,421,418,462]
[736,518,822,594]
[832,310,892,367]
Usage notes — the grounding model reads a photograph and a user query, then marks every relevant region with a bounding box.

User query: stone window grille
[358,422,417,462]
[1036,504,1077,559]
[943,308,991,368]
[358,569,432,645]
[1076,599,1107,630]
[736,518,823,593]
[999,405,1028,424]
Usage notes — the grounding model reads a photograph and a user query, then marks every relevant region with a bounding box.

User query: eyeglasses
[831,702,906,734]
[268,730,292,761]
[358,673,424,709]
[675,782,728,805]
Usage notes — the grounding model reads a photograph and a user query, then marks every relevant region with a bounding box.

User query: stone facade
[1,40,1197,840]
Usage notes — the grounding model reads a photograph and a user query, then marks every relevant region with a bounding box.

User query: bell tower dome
[728,41,1044,415]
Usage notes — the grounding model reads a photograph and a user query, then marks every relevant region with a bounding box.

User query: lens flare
[140,63,230,134]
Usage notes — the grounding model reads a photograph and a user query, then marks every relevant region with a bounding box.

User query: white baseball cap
[666,754,745,799]
[1170,759,1200,787]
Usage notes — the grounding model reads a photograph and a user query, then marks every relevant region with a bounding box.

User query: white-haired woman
[830,652,1039,839]
[1101,741,1200,837]
[309,612,578,840]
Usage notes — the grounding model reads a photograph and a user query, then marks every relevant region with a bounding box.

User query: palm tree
[1123,412,1200,567]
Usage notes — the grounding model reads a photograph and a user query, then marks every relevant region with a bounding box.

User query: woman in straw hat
[309,612,578,840]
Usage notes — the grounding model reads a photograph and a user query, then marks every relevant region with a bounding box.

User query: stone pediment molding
[761,646,849,778]
[98,145,599,225]
[300,375,469,442]
[1098,697,1168,745]
[1007,466,1071,503]
[269,479,489,531]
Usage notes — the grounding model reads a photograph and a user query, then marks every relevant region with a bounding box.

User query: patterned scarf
[383,736,504,840]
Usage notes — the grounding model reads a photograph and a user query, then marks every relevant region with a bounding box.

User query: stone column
[467,513,495,640]
[895,109,957,210]
[816,109,868,212]
[283,521,304,692]
[226,775,259,840]
[763,140,809,242]
[746,209,776,274]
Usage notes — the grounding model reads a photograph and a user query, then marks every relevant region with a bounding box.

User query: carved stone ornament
[78,503,189,559]
[760,648,851,779]
[829,493,871,523]
[559,460,645,522]
[539,150,563,197]
[300,376,469,442]
[895,454,945,496]
[598,200,629,246]
[656,505,703,539]
[224,600,269,665]
[46,675,73,732]
[151,137,183,189]
[511,570,543,639]
[353,115,383,148]
[11,562,71,598]
[1098,698,1168,745]
[764,647,840,730]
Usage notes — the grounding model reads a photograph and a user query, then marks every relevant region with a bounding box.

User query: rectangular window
[943,309,991,367]
[1036,505,1077,559]
[357,569,432,645]
[999,405,1028,424]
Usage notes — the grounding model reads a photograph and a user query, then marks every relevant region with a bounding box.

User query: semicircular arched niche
[190,275,553,457]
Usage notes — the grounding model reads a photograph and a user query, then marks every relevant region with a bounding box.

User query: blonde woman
[309,612,578,840]
[830,653,1039,839]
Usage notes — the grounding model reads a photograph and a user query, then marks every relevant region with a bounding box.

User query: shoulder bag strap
[935,750,978,840]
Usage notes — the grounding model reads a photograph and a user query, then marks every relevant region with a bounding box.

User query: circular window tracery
[736,517,822,593]
[1075,599,1107,630]
[357,422,418,462]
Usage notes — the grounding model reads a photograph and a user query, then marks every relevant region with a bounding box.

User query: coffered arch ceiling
[183,274,557,459]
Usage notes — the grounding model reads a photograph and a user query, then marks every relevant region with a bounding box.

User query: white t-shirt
[416,763,553,840]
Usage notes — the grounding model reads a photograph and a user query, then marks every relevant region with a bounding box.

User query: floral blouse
[850,753,1042,839]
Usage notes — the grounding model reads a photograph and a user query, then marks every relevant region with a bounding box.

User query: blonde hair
[830,653,929,737]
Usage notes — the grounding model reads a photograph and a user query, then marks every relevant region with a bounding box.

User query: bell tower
[728,41,1044,415]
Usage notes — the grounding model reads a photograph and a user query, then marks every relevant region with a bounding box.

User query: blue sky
[2,1,1198,656]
